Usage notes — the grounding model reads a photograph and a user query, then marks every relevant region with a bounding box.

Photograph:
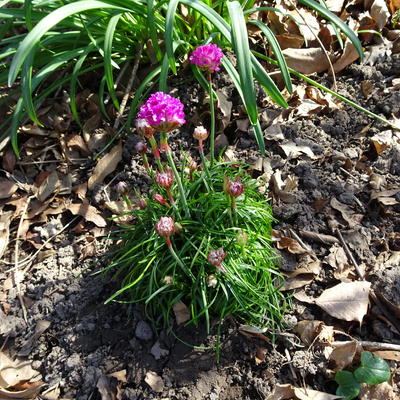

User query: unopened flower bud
[153,193,168,206]
[236,231,248,247]
[135,141,148,155]
[208,247,226,271]
[138,198,147,210]
[193,126,209,141]
[156,169,174,189]
[207,274,218,288]
[227,177,244,197]
[189,160,198,172]
[163,275,174,285]
[155,216,175,238]
[135,119,155,138]
[115,181,129,196]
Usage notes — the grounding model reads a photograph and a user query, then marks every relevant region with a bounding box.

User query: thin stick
[332,340,400,351]
[284,348,298,380]
[114,43,143,131]
[13,196,34,326]
[289,229,314,253]
[336,229,364,279]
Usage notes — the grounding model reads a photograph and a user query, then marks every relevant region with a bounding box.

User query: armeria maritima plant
[103,84,287,339]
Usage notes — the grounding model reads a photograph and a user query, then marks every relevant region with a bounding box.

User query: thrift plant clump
[106,44,286,333]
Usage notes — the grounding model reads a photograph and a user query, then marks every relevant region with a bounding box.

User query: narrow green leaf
[104,12,123,111]
[297,0,363,61]
[24,0,33,31]
[8,0,131,86]
[165,0,180,74]
[227,1,257,125]
[249,19,292,93]
[147,0,162,62]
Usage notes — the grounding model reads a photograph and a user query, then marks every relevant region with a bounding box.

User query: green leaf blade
[354,351,391,385]
[335,370,360,400]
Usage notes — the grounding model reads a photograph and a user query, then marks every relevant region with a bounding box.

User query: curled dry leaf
[279,141,316,159]
[370,189,399,206]
[332,41,360,74]
[329,341,361,371]
[273,230,307,254]
[325,245,352,281]
[0,180,17,200]
[173,300,190,325]
[239,325,270,344]
[330,197,363,228]
[283,256,321,290]
[267,383,342,400]
[316,281,371,323]
[370,0,390,30]
[36,171,60,202]
[295,320,325,346]
[373,350,400,361]
[0,381,45,399]
[67,203,107,227]
[88,142,122,190]
[370,130,393,155]
[283,48,337,74]
[144,371,164,393]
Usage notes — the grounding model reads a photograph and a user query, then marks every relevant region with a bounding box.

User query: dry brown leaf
[0,211,13,260]
[370,189,399,206]
[88,142,122,189]
[332,41,360,74]
[18,320,51,357]
[255,346,268,364]
[73,182,88,201]
[373,350,400,361]
[279,141,316,159]
[144,371,164,393]
[370,0,390,29]
[276,33,304,50]
[325,245,352,281]
[329,341,360,370]
[173,300,190,325]
[0,352,40,388]
[67,203,107,227]
[264,124,284,141]
[2,149,17,172]
[66,133,91,156]
[330,197,363,228]
[273,230,307,254]
[239,325,270,344]
[370,130,393,155]
[108,370,127,383]
[324,0,345,12]
[36,171,60,202]
[271,172,297,203]
[283,48,337,74]
[388,0,400,14]
[359,381,396,400]
[315,281,371,323]
[0,180,17,200]
[0,381,45,399]
[96,375,117,400]
[267,384,342,400]
[294,320,325,346]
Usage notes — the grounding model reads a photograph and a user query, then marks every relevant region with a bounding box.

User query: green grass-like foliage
[103,162,286,332]
[1,0,365,154]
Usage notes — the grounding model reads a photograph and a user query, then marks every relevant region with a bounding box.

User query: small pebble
[135,320,153,341]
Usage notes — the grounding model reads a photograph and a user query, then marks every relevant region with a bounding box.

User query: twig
[284,348,298,381]
[13,196,34,326]
[299,229,339,245]
[289,229,314,253]
[3,217,79,272]
[336,228,364,279]
[332,340,400,351]
[113,43,143,131]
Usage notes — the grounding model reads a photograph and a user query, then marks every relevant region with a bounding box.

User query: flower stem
[122,194,132,209]
[208,72,216,167]
[199,147,211,182]
[167,240,194,280]
[148,136,164,172]
[166,150,190,219]
[231,196,238,225]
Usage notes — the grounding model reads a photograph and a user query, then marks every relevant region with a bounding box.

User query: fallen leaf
[283,256,321,290]
[324,0,345,12]
[264,124,284,141]
[325,245,352,281]
[67,203,107,227]
[36,171,60,202]
[267,383,342,400]
[2,148,17,172]
[18,320,51,357]
[0,381,45,399]
[295,320,326,346]
[0,180,17,199]
[239,325,270,344]
[280,141,316,159]
[300,230,339,245]
[0,211,13,260]
[216,89,232,130]
[370,189,399,206]
[370,0,390,30]
[255,345,268,364]
[371,130,393,155]
[108,370,127,383]
[329,341,360,370]
[373,350,400,361]
[66,133,91,156]
[145,371,164,393]
[173,300,190,325]
[330,198,363,228]
[315,281,371,323]
[88,142,122,189]
[283,48,337,74]
[96,375,117,400]
[0,352,40,388]
[332,41,360,74]
[273,230,307,254]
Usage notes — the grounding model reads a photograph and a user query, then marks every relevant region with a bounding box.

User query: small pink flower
[208,247,226,271]
[163,275,174,285]
[156,169,174,189]
[135,141,148,155]
[190,44,224,72]
[135,119,155,138]
[138,198,147,210]
[227,177,244,197]
[115,181,129,195]
[193,126,209,141]
[137,92,185,133]
[155,216,175,238]
[153,193,168,206]
[207,274,218,288]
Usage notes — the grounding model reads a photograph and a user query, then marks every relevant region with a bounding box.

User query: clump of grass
[104,161,287,332]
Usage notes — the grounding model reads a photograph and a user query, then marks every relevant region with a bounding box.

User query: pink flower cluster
[137,92,185,133]
[189,44,223,72]
[208,247,226,270]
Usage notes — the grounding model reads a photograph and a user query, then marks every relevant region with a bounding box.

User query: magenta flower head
[137,92,186,133]
[135,118,155,138]
[208,247,226,272]
[156,169,174,189]
[189,44,224,72]
[226,177,244,198]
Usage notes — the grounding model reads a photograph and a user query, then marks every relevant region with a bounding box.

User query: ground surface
[0,47,400,399]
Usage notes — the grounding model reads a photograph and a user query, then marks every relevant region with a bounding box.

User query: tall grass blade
[165,0,180,75]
